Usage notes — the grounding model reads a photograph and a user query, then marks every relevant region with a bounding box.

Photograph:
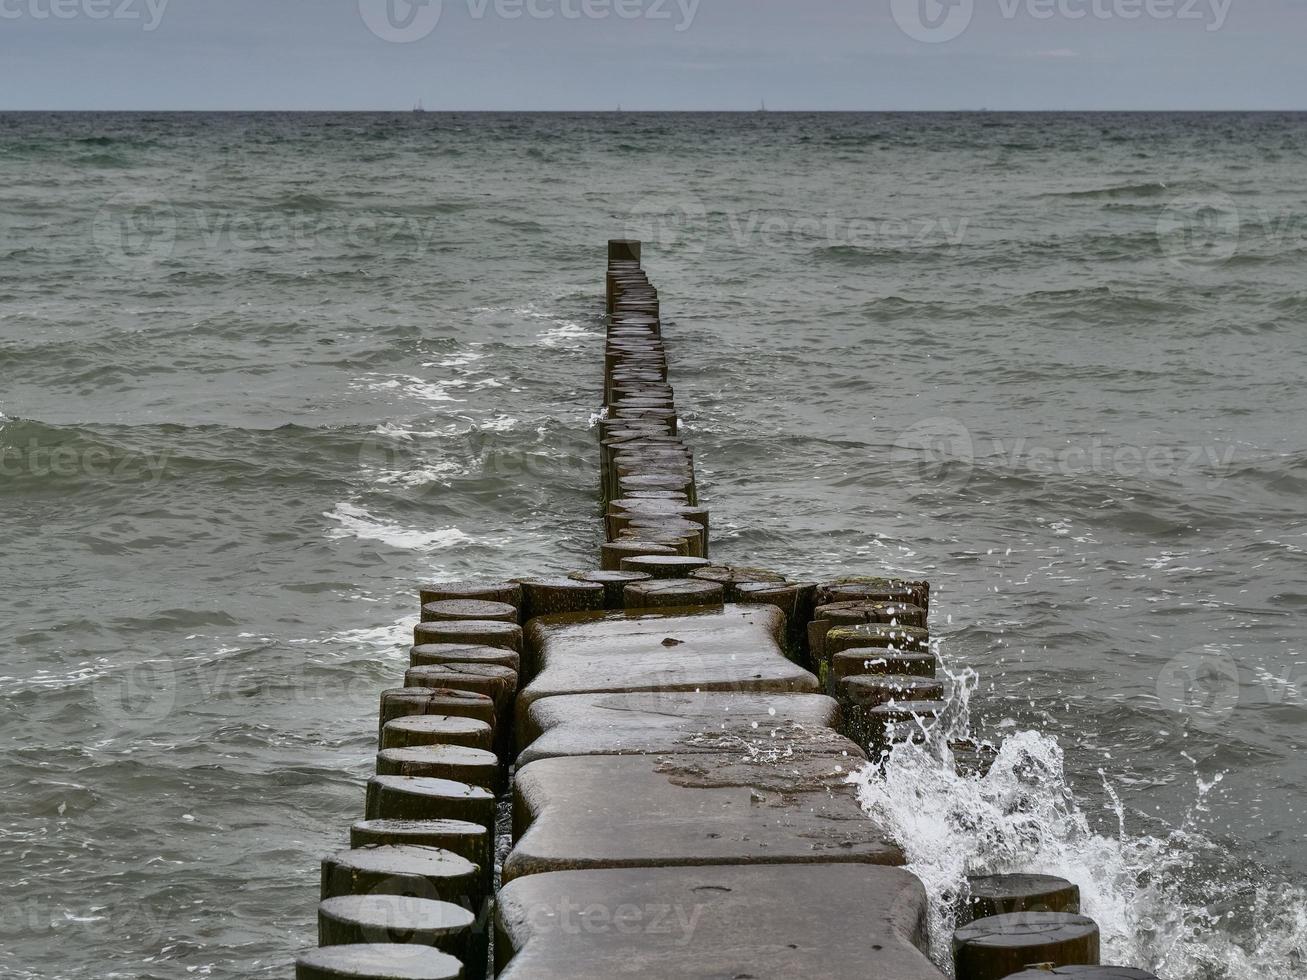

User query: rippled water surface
[2,112,1305,979]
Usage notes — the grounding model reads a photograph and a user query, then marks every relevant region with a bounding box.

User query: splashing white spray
[848,658,1307,979]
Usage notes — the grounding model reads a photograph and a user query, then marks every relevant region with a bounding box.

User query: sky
[0,0,1303,110]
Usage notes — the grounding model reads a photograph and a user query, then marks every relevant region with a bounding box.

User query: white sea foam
[370,460,465,488]
[324,502,474,551]
[361,423,468,487]
[848,661,1307,979]
[352,374,465,403]
[314,617,412,657]
[538,321,597,347]
[432,347,485,368]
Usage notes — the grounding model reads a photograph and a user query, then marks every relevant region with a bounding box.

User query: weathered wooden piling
[420,600,519,624]
[381,715,495,752]
[953,912,1101,980]
[409,645,521,673]
[378,688,497,743]
[351,819,491,868]
[364,777,496,827]
[320,845,482,905]
[318,895,476,957]
[964,873,1082,923]
[566,569,652,609]
[293,242,1157,980]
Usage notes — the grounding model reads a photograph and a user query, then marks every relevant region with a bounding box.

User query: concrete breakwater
[294,242,1159,979]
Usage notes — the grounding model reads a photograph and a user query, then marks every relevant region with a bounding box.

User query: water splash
[848,663,1307,979]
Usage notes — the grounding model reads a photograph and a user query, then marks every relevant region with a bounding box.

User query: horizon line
[2,107,1305,114]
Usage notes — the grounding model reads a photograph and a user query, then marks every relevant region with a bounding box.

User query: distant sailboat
[413,99,426,114]
[757,99,768,112]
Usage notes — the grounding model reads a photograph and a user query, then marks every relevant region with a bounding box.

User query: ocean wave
[1049,181,1175,199]
[538,322,598,347]
[351,373,466,404]
[322,501,476,551]
[810,241,964,264]
[254,192,338,213]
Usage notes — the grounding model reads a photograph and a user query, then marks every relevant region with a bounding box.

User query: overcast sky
[1,0,1302,110]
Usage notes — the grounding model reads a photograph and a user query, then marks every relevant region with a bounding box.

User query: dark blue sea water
[1,111,1305,978]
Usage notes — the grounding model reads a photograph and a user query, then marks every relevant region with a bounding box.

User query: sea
[1,111,1304,979]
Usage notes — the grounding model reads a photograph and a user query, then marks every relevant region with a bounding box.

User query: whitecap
[315,616,412,655]
[538,322,598,347]
[323,502,474,551]
[352,374,465,404]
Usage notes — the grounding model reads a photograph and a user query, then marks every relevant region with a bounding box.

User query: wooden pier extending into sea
[294,241,1145,980]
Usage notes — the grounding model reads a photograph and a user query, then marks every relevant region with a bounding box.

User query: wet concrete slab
[517,605,817,733]
[495,864,945,979]
[502,752,900,881]
[517,690,851,764]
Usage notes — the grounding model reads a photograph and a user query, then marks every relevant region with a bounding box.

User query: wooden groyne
[294,242,1158,980]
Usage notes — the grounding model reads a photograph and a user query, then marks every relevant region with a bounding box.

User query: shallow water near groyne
[2,111,1306,979]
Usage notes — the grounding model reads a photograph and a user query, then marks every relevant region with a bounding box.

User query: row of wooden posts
[291,242,1158,980]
